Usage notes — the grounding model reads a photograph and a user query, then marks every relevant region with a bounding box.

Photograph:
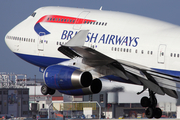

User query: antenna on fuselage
[99,6,102,10]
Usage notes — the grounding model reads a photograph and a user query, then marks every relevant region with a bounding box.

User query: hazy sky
[1,0,180,79]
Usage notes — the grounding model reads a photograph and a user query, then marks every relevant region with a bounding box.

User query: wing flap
[58,46,81,59]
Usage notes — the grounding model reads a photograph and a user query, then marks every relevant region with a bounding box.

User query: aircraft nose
[5,27,18,52]
[5,30,13,51]
[5,32,11,50]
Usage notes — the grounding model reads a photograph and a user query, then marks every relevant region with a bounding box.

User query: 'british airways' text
[61,30,139,47]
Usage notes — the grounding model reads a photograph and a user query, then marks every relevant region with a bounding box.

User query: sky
[1,0,180,79]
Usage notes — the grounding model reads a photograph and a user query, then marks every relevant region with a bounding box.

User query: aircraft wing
[58,30,179,99]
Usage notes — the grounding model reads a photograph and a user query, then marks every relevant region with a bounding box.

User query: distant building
[0,72,29,117]
[83,91,177,118]
[0,88,29,117]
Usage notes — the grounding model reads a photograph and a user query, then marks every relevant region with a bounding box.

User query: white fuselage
[5,6,180,77]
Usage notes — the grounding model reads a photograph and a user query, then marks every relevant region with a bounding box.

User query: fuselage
[5,6,180,77]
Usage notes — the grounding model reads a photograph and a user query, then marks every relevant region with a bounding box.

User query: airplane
[5,6,180,118]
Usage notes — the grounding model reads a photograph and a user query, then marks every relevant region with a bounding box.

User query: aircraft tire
[49,88,56,95]
[41,85,49,95]
[145,107,154,119]
[141,96,150,107]
[154,108,162,119]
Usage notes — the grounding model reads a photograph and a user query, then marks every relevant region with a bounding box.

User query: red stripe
[36,15,96,24]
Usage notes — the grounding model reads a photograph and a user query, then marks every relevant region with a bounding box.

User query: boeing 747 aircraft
[5,6,180,118]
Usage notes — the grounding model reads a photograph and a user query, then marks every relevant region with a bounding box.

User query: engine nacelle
[43,65,92,90]
[58,78,102,95]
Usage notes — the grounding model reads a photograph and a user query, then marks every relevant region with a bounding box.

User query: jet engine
[41,65,124,96]
[43,65,93,90]
[58,78,124,96]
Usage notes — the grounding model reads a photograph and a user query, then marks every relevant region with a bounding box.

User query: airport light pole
[34,75,36,102]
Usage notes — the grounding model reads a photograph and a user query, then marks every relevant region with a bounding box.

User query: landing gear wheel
[145,107,154,119]
[49,88,56,95]
[154,108,162,119]
[141,96,150,107]
[41,85,49,95]
[140,89,162,119]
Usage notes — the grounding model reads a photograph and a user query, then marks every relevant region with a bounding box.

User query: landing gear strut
[140,89,162,119]
[41,85,56,95]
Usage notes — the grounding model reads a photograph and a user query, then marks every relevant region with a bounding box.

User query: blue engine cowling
[43,65,93,90]
[58,78,102,95]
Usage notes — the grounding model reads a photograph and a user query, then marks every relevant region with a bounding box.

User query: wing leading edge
[58,30,179,99]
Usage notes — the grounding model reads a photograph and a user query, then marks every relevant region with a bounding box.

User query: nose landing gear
[41,85,56,95]
[140,89,162,119]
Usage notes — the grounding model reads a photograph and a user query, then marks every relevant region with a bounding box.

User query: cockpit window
[31,12,36,17]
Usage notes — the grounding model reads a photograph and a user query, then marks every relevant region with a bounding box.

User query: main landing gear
[140,89,162,119]
[41,85,56,95]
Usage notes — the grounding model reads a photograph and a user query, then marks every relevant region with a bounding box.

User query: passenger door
[157,44,166,64]
[38,32,45,51]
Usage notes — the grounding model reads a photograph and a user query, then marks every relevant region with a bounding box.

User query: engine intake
[43,65,92,90]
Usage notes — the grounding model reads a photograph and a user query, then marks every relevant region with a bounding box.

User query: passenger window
[135,49,138,53]
[161,52,164,56]
[170,53,173,57]
[151,51,153,55]
[141,50,144,54]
